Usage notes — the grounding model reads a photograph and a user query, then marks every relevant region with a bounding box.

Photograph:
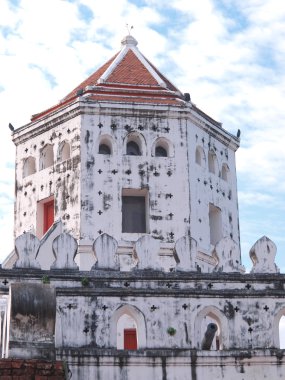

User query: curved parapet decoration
[174,235,197,271]
[51,232,79,270]
[36,219,63,270]
[134,235,160,270]
[92,233,119,270]
[250,235,279,274]
[213,236,245,273]
[14,233,41,269]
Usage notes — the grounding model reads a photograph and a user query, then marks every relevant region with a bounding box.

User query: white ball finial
[121,35,138,47]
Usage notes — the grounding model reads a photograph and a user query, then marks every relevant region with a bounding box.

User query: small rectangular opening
[124,328,137,350]
[122,189,148,233]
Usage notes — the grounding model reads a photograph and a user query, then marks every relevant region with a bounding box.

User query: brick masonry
[0,359,66,380]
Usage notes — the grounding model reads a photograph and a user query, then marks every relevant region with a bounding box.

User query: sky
[0,0,284,274]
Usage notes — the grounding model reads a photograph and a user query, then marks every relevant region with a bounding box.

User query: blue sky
[0,0,285,272]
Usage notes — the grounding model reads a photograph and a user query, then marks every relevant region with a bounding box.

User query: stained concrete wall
[13,105,81,241]
[187,110,240,257]
[8,282,56,360]
[12,99,240,273]
[59,349,285,380]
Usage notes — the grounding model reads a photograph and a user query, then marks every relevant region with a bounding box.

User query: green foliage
[42,275,50,284]
[167,327,176,336]
[81,277,90,287]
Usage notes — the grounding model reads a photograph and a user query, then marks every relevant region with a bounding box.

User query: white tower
[1,35,284,380]
[10,35,241,272]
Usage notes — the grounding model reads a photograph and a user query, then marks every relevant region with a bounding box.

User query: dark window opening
[99,144,111,155]
[124,328,137,350]
[127,141,141,156]
[122,196,146,233]
[155,146,167,157]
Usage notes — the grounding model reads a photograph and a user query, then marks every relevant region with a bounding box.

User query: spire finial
[126,24,134,35]
[121,32,138,47]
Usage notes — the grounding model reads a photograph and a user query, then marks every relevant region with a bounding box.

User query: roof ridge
[97,45,129,84]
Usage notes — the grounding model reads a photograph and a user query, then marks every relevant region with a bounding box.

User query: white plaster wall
[12,100,240,273]
[55,293,284,351]
[13,109,81,241]
[79,105,190,249]
[187,117,240,262]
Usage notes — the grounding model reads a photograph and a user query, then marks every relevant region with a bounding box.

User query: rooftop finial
[121,31,138,47]
[126,23,134,35]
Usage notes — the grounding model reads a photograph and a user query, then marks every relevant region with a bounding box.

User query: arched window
[195,146,205,166]
[221,163,230,182]
[201,313,221,350]
[125,133,145,156]
[208,150,217,174]
[39,144,54,170]
[127,141,141,156]
[23,156,36,178]
[273,308,285,348]
[98,135,113,155]
[152,137,173,158]
[155,146,167,157]
[110,305,146,350]
[194,306,229,350]
[58,141,70,162]
[117,314,138,350]
[99,144,111,155]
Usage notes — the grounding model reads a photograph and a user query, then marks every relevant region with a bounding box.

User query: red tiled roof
[63,53,118,100]
[31,38,185,121]
[107,50,159,86]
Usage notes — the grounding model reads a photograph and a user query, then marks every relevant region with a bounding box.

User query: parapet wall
[3,227,279,274]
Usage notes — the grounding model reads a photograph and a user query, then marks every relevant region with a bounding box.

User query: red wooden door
[43,200,54,234]
[124,329,137,350]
